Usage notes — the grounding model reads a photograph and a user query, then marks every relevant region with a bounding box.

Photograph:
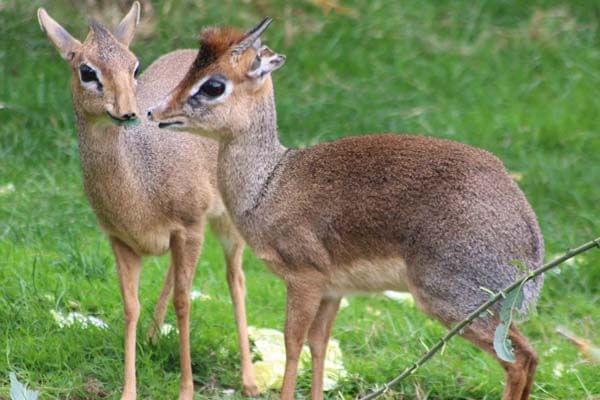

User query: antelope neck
[74,106,139,192]
[217,94,287,225]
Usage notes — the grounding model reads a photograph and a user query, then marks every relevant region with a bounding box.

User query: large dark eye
[134,62,141,78]
[198,78,226,98]
[79,64,98,83]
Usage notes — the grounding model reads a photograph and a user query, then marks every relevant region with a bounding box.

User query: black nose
[147,110,153,120]
[121,112,136,120]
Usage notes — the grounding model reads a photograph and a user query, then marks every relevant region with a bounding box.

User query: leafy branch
[358,236,600,400]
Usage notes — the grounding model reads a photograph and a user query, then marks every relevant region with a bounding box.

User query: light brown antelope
[149,19,544,400]
[37,4,258,399]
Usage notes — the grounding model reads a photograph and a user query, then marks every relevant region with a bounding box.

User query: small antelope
[37,4,258,399]
[149,19,544,400]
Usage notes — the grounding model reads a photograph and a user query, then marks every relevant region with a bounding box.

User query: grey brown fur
[218,97,543,317]
[37,5,258,400]
[150,22,544,400]
[76,50,222,255]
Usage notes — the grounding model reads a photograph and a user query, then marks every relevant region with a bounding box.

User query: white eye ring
[188,75,233,105]
[133,61,141,79]
[80,80,101,91]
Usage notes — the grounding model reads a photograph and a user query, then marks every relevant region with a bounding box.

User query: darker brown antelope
[37,3,258,399]
[148,19,544,400]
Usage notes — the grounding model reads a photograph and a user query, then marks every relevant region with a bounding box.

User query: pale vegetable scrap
[509,171,524,182]
[383,291,414,304]
[189,289,211,301]
[67,300,81,310]
[248,326,348,392]
[160,323,178,336]
[365,306,382,316]
[249,327,290,391]
[0,183,15,196]
[553,362,564,378]
[340,297,350,309]
[50,310,108,329]
[42,294,55,302]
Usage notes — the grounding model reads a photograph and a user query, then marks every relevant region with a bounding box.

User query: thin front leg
[280,274,324,400]
[147,262,174,344]
[224,241,259,396]
[307,297,341,400]
[110,237,142,400]
[170,229,203,400]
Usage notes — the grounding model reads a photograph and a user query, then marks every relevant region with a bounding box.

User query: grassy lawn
[1,0,599,399]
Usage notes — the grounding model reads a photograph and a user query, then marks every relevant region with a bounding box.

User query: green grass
[1,0,599,398]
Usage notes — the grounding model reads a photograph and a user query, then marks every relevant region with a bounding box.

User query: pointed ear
[247,46,286,79]
[113,1,140,47]
[37,8,82,62]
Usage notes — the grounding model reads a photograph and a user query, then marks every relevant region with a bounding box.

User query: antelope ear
[37,8,82,62]
[246,46,286,79]
[113,1,140,47]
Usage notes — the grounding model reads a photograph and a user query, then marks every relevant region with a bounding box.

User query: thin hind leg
[210,216,258,396]
[503,326,537,400]
[512,327,538,400]
[147,262,174,344]
[461,320,537,400]
[307,296,341,400]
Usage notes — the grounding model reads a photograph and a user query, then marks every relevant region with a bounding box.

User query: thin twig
[359,236,600,400]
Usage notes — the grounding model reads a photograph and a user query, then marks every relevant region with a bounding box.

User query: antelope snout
[146,107,156,121]
[106,78,140,125]
[146,102,168,122]
[106,105,139,125]
[147,104,186,129]
[106,99,139,126]
[113,98,139,122]
[121,111,137,120]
